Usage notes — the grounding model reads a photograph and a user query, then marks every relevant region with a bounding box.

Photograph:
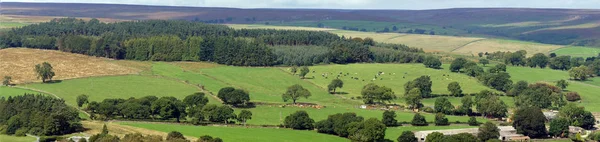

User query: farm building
[414,126,529,142]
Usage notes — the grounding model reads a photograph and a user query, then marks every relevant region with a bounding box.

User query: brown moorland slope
[0,48,142,84]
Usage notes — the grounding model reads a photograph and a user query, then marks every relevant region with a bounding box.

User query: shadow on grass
[44,80,63,84]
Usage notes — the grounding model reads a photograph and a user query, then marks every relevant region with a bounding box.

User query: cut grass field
[0,48,141,84]
[121,122,349,142]
[552,46,600,58]
[0,86,46,97]
[0,134,36,142]
[454,39,563,57]
[23,75,201,106]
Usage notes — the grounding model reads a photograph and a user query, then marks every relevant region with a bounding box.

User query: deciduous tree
[35,62,55,83]
[328,79,344,94]
[282,84,311,104]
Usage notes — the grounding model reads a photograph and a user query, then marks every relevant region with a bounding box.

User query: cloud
[4,0,600,9]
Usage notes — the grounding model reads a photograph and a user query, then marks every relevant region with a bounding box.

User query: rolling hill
[2,2,600,46]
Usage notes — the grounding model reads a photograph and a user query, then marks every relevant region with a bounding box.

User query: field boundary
[449,38,488,52]
[11,85,91,116]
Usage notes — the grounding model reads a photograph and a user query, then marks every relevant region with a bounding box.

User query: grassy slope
[151,62,225,104]
[120,122,349,142]
[505,65,600,111]
[199,66,338,104]
[24,75,199,106]
[0,134,35,142]
[552,46,600,58]
[228,24,573,55]
[155,62,487,125]
[0,86,46,97]
[302,63,491,105]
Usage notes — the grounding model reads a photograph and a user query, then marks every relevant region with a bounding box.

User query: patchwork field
[121,122,349,142]
[0,48,141,84]
[552,46,600,58]
[23,75,203,106]
[263,20,468,35]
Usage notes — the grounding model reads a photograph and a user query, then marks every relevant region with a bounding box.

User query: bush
[566,92,581,101]
[15,128,28,137]
[468,117,479,126]
[423,107,434,113]
[411,113,428,126]
[284,111,315,130]
[434,113,449,126]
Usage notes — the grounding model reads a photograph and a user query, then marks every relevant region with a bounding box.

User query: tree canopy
[282,84,311,104]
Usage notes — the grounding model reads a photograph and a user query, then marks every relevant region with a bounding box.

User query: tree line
[484,50,600,80]
[0,18,426,66]
[82,92,252,125]
[0,94,83,136]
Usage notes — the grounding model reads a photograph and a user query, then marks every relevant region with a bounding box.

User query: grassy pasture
[24,75,200,106]
[502,65,600,111]
[0,86,46,97]
[121,122,349,142]
[385,125,476,140]
[0,134,36,142]
[302,64,492,104]
[0,22,29,29]
[197,66,338,104]
[552,46,600,58]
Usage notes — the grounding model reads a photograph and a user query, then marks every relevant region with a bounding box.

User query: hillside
[229,24,566,56]
[2,2,600,46]
[0,48,143,84]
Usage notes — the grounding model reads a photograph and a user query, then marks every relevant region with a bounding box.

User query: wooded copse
[0,18,425,66]
[0,94,83,136]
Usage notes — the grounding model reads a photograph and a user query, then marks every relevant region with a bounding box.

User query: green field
[552,46,600,58]
[23,75,201,106]
[503,65,600,111]
[0,134,35,142]
[303,64,491,102]
[385,125,476,140]
[0,86,46,98]
[0,22,29,29]
[151,62,488,125]
[120,122,349,142]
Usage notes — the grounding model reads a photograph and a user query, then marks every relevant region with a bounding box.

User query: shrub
[411,113,428,126]
[566,92,581,101]
[284,111,315,130]
[423,107,434,113]
[15,128,28,137]
[434,113,449,126]
[468,117,479,126]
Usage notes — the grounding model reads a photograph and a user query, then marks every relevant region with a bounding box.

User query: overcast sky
[4,0,600,10]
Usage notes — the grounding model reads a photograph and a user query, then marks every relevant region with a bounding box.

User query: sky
[4,0,600,10]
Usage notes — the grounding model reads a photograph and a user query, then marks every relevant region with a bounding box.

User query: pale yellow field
[454,39,564,56]
[0,48,142,84]
[227,24,336,31]
[383,34,484,52]
[82,121,198,141]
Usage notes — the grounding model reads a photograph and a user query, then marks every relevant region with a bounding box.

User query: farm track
[449,38,488,52]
